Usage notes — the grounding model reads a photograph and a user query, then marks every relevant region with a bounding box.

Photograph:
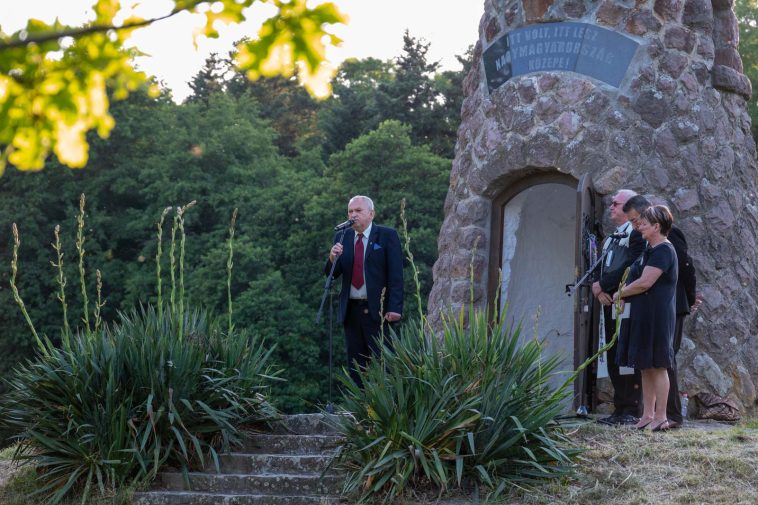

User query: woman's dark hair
[640,205,674,236]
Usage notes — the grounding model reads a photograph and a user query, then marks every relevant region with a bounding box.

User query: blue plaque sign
[483,22,640,93]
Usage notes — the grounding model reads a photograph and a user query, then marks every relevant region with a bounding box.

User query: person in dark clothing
[613,205,678,431]
[623,195,698,428]
[592,189,645,425]
[325,195,404,387]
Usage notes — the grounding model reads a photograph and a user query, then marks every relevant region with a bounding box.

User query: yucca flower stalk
[9,223,47,357]
[227,208,239,336]
[93,269,105,333]
[51,224,72,350]
[155,206,171,320]
[399,198,424,324]
[75,193,91,334]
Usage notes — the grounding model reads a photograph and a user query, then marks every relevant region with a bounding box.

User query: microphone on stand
[609,231,629,239]
[334,219,355,231]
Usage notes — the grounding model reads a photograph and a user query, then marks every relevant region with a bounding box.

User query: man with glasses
[592,189,645,425]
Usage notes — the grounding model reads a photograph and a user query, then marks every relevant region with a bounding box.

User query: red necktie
[352,233,364,289]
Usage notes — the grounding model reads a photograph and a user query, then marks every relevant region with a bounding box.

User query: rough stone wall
[428,0,758,412]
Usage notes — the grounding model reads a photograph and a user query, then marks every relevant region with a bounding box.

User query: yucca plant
[331,305,579,503]
[2,306,279,503]
[2,197,281,504]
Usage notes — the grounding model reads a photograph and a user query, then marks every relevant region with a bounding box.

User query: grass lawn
[500,418,758,505]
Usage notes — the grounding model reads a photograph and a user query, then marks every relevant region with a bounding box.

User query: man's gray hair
[349,195,374,211]
[615,189,637,201]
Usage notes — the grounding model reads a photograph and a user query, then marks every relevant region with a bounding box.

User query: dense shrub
[1,305,279,504]
[331,307,581,502]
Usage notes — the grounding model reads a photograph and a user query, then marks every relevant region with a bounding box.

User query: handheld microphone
[609,231,629,239]
[334,219,355,231]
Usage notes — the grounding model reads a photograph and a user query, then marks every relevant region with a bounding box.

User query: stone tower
[428,0,758,413]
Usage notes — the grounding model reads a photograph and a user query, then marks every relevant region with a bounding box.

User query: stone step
[133,491,342,505]
[268,414,343,436]
[239,434,344,455]
[209,454,336,475]
[157,472,343,496]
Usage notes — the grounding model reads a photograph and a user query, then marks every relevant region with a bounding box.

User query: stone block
[597,1,629,26]
[557,111,583,138]
[512,107,536,135]
[535,96,561,123]
[660,51,689,78]
[671,119,700,142]
[538,73,560,92]
[594,165,627,195]
[714,47,743,73]
[693,353,733,397]
[683,0,714,32]
[654,0,684,20]
[647,38,665,59]
[633,90,671,128]
[582,90,610,116]
[712,65,753,99]
[705,200,736,228]
[525,129,562,166]
[680,71,699,94]
[664,26,697,53]
[657,75,678,94]
[505,5,519,25]
[517,81,538,104]
[714,10,739,48]
[455,196,490,226]
[672,187,700,212]
[459,226,488,250]
[485,16,501,42]
[696,35,715,59]
[626,9,662,35]
[564,0,587,18]
[524,0,555,21]
[556,78,593,103]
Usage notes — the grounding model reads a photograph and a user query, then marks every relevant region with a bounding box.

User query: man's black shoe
[597,414,639,426]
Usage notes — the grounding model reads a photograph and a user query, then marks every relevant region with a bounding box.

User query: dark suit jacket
[325,224,404,324]
[599,228,645,295]
[668,226,697,315]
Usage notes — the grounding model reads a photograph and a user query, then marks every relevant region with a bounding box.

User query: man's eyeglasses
[610,201,623,208]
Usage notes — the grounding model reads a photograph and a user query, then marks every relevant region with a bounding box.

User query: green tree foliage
[227,70,322,157]
[0,0,346,175]
[318,32,467,159]
[318,57,394,155]
[187,53,229,106]
[737,0,758,139]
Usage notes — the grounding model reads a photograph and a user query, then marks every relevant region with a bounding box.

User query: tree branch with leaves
[0,0,345,175]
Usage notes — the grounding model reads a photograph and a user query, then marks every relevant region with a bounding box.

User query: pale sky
[4,1,484,101]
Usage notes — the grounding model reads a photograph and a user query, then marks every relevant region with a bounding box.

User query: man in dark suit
[325,195,404,386]
[592,189,646,425]
[623,195,698,428]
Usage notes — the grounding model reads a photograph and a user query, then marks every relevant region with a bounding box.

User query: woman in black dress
[613,205,678,431]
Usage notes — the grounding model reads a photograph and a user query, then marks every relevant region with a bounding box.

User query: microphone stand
[566,233,626,296]
[316,227,349,414]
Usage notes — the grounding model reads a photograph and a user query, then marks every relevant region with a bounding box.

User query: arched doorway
[488,172,601,411]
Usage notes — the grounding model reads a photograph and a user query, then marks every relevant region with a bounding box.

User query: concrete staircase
[133,414,345,505]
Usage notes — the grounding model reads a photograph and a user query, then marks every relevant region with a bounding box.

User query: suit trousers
[665,315,685,423]
[343,299,392,387]
[604,305,641,416]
